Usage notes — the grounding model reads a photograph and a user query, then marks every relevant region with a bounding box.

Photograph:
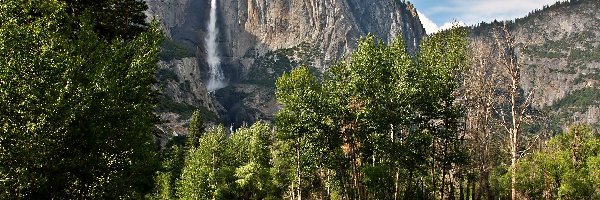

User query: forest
[1,0,599,199]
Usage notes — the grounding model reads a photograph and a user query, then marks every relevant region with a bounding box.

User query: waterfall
[205,0,226,92]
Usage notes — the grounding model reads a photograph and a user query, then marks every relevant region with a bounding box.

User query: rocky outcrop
[145,0,192,38]
[155,57,222,136]
[220,0,424,66]
[145,0,426,131]
[470,0,600,130]
[157,58,216,110]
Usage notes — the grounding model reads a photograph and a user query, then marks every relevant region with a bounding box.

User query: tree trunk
[471,178,476,200]
[510,129,518,200]
[484,171,491,200]
[342,175,349,200]
[441,141,449,200]
[510,78,518,200]
[511,148,517,200]
[431,140,436,198]
[507,21,522,200]
[291,181,295,200]
[459,175,464,200]
[449,174,455,200]
[441,168,446,200]
[327,169,331,198]
[394,168,400,200]
[296,138,302,200]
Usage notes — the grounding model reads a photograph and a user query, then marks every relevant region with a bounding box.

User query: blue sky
[410,0,560,34]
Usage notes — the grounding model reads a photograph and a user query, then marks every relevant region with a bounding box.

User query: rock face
[220,0,424,65]
[470,0,600,131]
[145,0,426,132]
[155,57,222,136]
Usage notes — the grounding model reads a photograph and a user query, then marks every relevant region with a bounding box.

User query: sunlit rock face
[469,1,600,131]
[145,0,425,134]
[221,0,424,65]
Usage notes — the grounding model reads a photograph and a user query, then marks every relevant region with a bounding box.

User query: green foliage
[0,0,161,198]
[246,42,320,87]
[274,28,469,199]
[513,125,600,199]
[157,96,197,118]
[158,39,195,61]
[569,46,600,67]
[156,96,217,121]
[552,87,600,110]
[176,122,279,199]
[157,68,180,84]
[152,144,186,200]
[177,126,230,200]
[361,165,395,199]
[187,110,206,148]
[574,70,600,85]
[521,30,600,64]
[522,40,568,58]
[247,122,273,166]
[247,51,295,87]
[154,171,174,200]
[547,87,600,131]
[60,0,150,40]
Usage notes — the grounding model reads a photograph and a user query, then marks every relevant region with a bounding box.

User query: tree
[0,0,161,198]
[276,66,325,200]
[187,110,206,148]
[417,27,471,199]
[177,126,234,200]
[152,140,186,199]
[60,0,150,40]
[492,22,535,200]
[275,28,469,199]
[462,38,505,200]
[233,121,278,199]
[177,122,279,200]
[514,125,600,199]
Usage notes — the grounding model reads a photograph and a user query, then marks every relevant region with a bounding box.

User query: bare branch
[520,134,541,157]
[496,108,511,134]
[517,88,536,130]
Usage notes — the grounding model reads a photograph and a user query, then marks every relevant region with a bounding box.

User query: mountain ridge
[146,0,600,135]
[469,0,600,131]
[144,0,426,134]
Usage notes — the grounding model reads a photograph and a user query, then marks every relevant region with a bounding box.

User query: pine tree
[187,110,206,148]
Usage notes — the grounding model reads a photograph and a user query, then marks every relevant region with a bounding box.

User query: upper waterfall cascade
[205,0,226,92]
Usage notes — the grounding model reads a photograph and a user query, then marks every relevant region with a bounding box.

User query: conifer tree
[187,110,206,148]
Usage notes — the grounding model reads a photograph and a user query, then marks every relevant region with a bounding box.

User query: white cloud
[417,11,439,34]
[439,21,466,31]
[417,11,466,34]
[427,0,559,25]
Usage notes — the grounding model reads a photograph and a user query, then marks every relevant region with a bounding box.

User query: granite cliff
[144,0,426,134]
[470,0,600,131]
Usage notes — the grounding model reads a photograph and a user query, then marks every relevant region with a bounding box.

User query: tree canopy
[274,27,469,199]
[0,0,161,198]
[60,0,150,40]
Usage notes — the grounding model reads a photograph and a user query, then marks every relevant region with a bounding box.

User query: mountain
[469,0,600,131]
[146,0,599,137]
[144,0,426,134]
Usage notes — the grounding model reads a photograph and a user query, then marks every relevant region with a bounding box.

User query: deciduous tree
[0,0,161,198]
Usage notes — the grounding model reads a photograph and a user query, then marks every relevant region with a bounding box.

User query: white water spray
[205,0,226,91]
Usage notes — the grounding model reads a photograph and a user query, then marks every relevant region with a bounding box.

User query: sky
[410,0,560,34]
